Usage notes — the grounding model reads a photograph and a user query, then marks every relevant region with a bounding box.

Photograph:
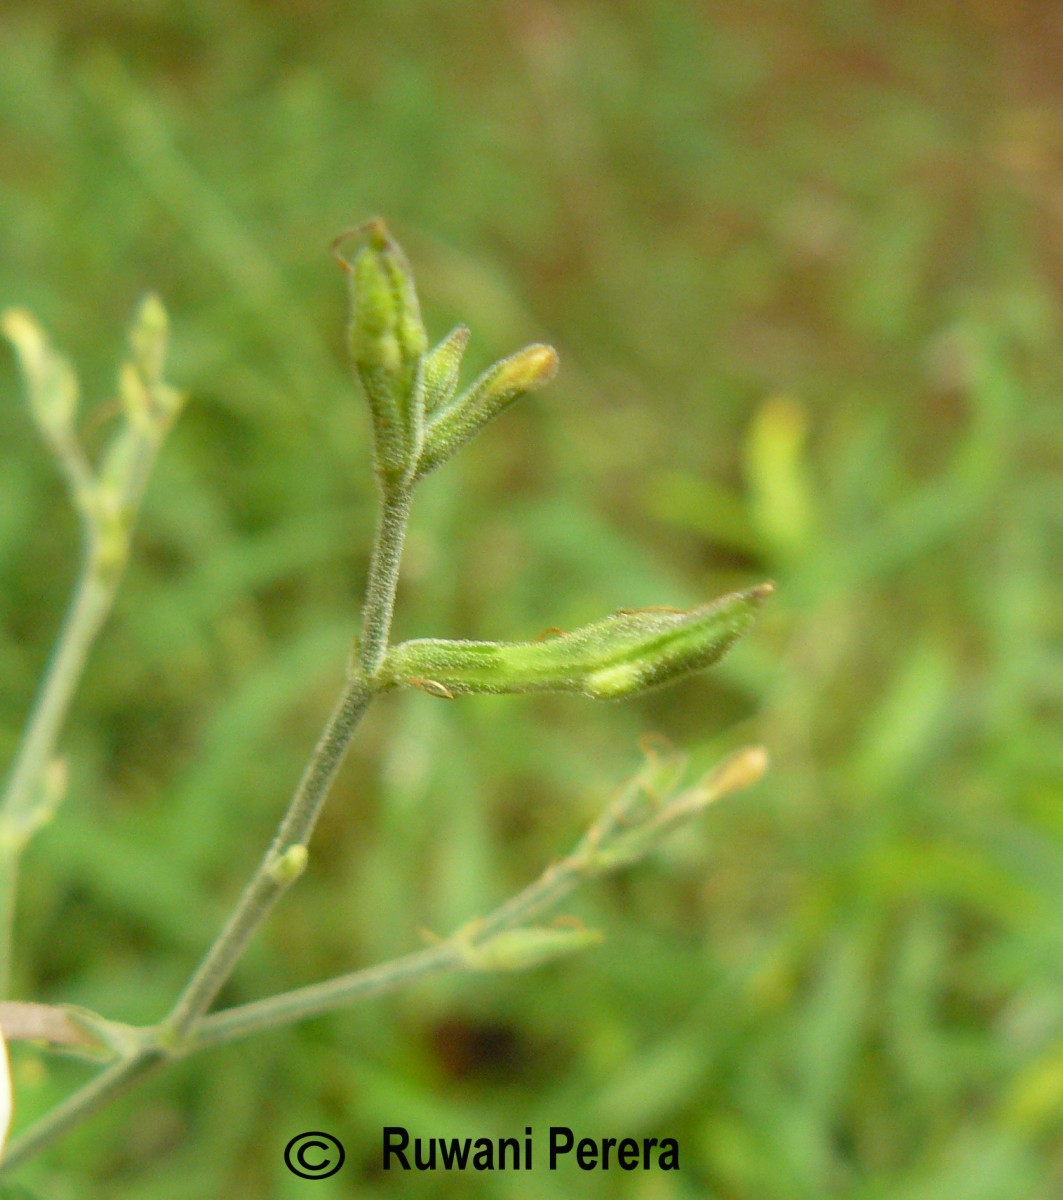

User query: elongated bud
[384,583,773,700]
[341,219,429,482]
[459,926,603,972]
[416,342,558,478]
[422,325,470,415]
[2,307,79,440]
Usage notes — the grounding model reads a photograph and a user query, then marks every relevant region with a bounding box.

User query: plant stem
[0,559,114,999]
[164,482,413,1038]
[0,1051,166,1173]
[0,787,595,1172]
[357,483,412,677]
[163,803,600,1052]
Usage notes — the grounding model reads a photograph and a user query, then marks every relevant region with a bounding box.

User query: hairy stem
[357,484,412,677]
[164,483,413,1038]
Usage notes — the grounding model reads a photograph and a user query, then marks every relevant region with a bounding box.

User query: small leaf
[422,325,470,415]
[384,584,773,700]
[416,342,558,477]
[460,926,603,972]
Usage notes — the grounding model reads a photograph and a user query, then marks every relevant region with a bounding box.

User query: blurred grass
[2,1,1063,1196]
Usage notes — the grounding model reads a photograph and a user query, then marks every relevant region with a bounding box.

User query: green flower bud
[459,925,603,972]
[384,583,773,700]
[416,342,558,478]
[339,219,429,483]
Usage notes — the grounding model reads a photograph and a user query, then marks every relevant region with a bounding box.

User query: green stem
[165,483,413,1038]
[0,1051,166,1173]
[0,559,114,999]
[357,484,412,677]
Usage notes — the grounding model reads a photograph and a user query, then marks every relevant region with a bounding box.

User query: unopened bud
[340,219,429,481]
[2,308,79,440]
[416,342,558,478]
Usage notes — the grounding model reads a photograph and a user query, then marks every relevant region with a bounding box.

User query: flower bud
[341,220,429,482]
[2,307,78,441]
[416,342,558,478]
[383,583,773,699]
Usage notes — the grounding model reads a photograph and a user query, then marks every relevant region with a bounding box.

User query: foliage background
[2,1,1062,1197]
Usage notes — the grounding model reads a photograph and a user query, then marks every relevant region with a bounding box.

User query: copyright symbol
[284,1131,345,1179]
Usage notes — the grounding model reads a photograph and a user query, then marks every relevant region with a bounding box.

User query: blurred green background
[2,1,1062,1196]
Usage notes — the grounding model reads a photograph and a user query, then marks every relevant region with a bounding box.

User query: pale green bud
[383,583,773,700]
[416,342,558,478]
[459,926,603,972]
[2,307,79,440]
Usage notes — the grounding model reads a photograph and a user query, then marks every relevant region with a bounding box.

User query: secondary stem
[0,558,114,999]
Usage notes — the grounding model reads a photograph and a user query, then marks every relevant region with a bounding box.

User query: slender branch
[163,678,372,1035]
[164,483,413,1038]
[185,866,583,1052]
[0,556,115,999]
